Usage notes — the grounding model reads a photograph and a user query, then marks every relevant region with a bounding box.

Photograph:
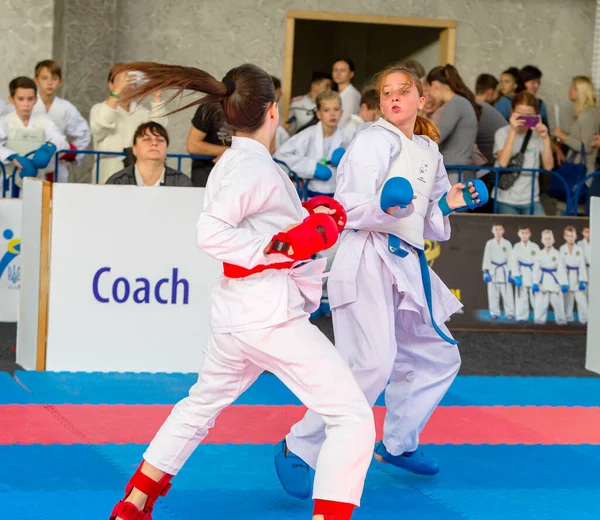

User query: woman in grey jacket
[553,76,600,175]
[106,121,192,186]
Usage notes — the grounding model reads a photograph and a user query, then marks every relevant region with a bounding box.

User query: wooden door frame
[282,10,457,119]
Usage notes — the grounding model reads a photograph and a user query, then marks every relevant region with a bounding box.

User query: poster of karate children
[431,214,590,332]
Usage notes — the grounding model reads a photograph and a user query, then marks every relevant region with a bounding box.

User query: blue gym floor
[1,372,599,519]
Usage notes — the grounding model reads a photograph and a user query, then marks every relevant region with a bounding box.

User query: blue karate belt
[491,261,508,282]
[519,261,534,271]
[540,267,559,286]
[387,234,457,345]
[566,265,579,273]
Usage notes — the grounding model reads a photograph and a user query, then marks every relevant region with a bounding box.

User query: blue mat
[0,372,32,404]
[2,444,600,519]
[13,371,600,406]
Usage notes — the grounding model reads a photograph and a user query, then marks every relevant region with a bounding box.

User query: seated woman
[107,122,192,186]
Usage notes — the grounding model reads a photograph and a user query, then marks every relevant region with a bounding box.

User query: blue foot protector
[274,439,313,500]
[374,441,440,475]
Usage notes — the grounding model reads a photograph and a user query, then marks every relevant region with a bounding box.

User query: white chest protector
[375,124,439,249]
[5,112,47,187]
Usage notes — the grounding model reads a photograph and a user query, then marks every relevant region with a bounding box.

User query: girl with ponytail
[426,64,480,181]
[108,62,375,520]
[278,64,487,493]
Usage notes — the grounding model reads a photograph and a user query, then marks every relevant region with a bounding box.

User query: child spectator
[493,91,554,215]
[332,58,361,128]
[0,77,69,196]
[341,89,380,146]
[496,67,519,103]
[90,64,167,184]
[106,122,191,186]
[399,58,426,80]
[32,60,91,181]
[286,71,332,135]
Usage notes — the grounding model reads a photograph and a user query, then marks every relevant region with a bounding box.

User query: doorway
[282,11,456,119]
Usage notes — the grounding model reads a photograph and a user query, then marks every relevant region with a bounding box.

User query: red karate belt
[223,261,294,279]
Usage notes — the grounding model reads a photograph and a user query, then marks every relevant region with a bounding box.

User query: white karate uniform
[338,84,362,129]
[274,125,290,151]
[274,121,344,196]
[559,244,588,324]
[341,114,375,147]
[533,247,568,325]
[482,238,515,318]
[510,240,540,321]
[0,111,69,194]
[286,118,462,465]
[287,94,316,135]
[32,96,91,180]
[90,100,168,184]
[142,136,374,506]
[577,238,591,296]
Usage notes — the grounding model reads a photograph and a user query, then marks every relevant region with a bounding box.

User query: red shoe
[110,463,173,519]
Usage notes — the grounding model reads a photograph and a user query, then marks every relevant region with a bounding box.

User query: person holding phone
[493,91,554,214]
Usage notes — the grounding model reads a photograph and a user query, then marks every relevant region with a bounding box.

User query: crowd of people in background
[1,57,599,214]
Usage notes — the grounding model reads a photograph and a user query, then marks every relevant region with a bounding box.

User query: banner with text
[0,199,22,322]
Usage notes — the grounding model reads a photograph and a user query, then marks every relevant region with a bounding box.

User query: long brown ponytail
[111,62,276,132]
[427,64,482,120]
[374,63,440,141]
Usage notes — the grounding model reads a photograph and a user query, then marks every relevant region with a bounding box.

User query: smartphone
[518,115,539,128]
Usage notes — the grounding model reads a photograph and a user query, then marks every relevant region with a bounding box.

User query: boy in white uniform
[560,225,588,324]
[533,230,568,325]
[0,77,69,197]
[341,89,381,146]
[90,64,168,184]
[332,58,361,129]
[511,225,540,322]
[286,71,333,135]
[32,60,91,182]
[482,224,515,319]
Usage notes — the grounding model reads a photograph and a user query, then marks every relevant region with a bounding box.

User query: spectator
[186,101,233,187]
[271,75,290,151]
[274,90,345,197]
[341,89,380,146]
[106,122,191,186]
[496,66,549,128]
[553,76,600,176]
[426,65,481,181]
[475,76,508,165]
[496,67,519,102]
[493,91,554,215]
[286,71,332,135]
[475,74,499,104]
[90,64,167,184]
[0,77,69,196]
[32,60,91,182]
[332,58,361,128]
